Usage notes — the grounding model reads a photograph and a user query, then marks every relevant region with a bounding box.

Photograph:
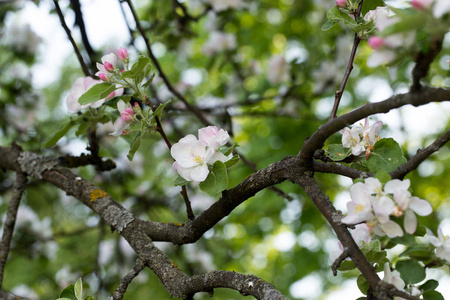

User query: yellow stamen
[355,204,364,212]
[193,155,203,164]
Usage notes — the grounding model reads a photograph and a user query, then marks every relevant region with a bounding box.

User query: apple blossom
[117,47,129,61]
[171,127,231,182]
[95,53,118,77]
[428,227,450,262]
[368,36,384,50]
[98,73,108,81]
[382,263,405,291]
[66,77,104,113]
[412,0,433,10]
[198,126,230,149]
[336,0,347,8]
[110,100,135,136]
[341,182,374,224]
[341,118,382,157]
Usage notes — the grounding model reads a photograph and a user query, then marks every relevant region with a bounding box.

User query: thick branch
[0,172,27,288]
[299,86,450,168]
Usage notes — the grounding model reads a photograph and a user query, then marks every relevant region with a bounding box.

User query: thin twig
[329,1,364,120]
[108,259,146,300]
[123,0,211,126]
[53,0,91,77]
[331,249,349,276]
[0,173,27,288]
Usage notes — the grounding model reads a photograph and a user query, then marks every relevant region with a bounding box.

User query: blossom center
[355,204,365,212]
[193,155,203,164]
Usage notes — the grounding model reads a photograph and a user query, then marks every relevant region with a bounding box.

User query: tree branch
[108,259,146,300]
[390,128,450,180]
[53,0,91,77]
[0,172,27,288]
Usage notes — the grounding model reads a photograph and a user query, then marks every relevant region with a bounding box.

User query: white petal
[117,100,127,113]
[373,196,395,223]
[379,221,403,238]
[350,183,371,206]
[171,144,197,168]
[409,197,432,216]
[175,165,193,181]
[110,117,129,136]
[404,210,417,234]
[189,165,210,182]
[384,179,410,194]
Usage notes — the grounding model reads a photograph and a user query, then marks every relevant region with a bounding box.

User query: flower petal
[189,165,210,182]
[409,197,432,216]
[379,221,403,238]
[404,209,417,234]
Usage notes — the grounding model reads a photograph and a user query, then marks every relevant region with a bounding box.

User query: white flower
[171,127,231,182]
[203,32,237,56]
[428,227,450,262]
[342,182,374,224]
[341,118,382,157]
[267,55,291,84]
[384,179,432,234]
[198,126,230,149]
[364,6,391,31]
[66,77,103,113]
[382,263,405,290]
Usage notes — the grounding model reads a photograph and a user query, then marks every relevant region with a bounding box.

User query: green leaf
[400,245,434,261]
[396,259,426,284]
[102,95,131,108]
[151,99,172,120]
[43,120,75,148]
[199,161,229,196]
[327,5,342,22]
[121,56,152,84]
[420,280,439,292]
[75,278,82,300]
[374,170,391,184]
[321,19,337,31]
[78,83,116,105]
[337,260,356,271]
[423,291,445,300]
[357,274,370,295]
[56,298,73,300]
[127,131,142,161]
[83,296,95,300]
[59,284,77,300]
[324,144,351,161]
[361,0,386,15]
[224,155,239,168]
[174,176,189,186]
[365,138,407,173]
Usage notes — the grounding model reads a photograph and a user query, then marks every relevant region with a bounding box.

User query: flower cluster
[341,118,382,158]
[342,178,432,238]
[171,126,230,182]
[96,47,129,82]
[66,76,123,114]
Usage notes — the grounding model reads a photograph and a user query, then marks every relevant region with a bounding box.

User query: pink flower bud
[133,102,141,114]
[117,48,129,61]
[99,73,108,81]
[368,36,384,50]
[411,0,432,10]
[121,69,125,73]
[121,108,134,122]
[107,92,116,99]
[104,61,114,72]
[336,0,347,8]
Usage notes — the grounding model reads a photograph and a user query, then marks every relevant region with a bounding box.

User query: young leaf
[74,278,83,300]
[199,161,229,196]
[224,155,239,168]
[357,274,370,295]
[361,0,386,15]
[127,131,142,161]
[174,176,189,186]
[219,142,239,156]
[78,83,116,105]
[151,99,172,120]
[59,284,77,300]
[422,290,444,300]
[396,259,426,284]
[365,138,407,173]
[324,144,351,161]
[121,56,152,84]
[83,297,95,300]
[420,280,439,292]
[321,19,337,31]
[374,170,391,185]
[43,120,75,148]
